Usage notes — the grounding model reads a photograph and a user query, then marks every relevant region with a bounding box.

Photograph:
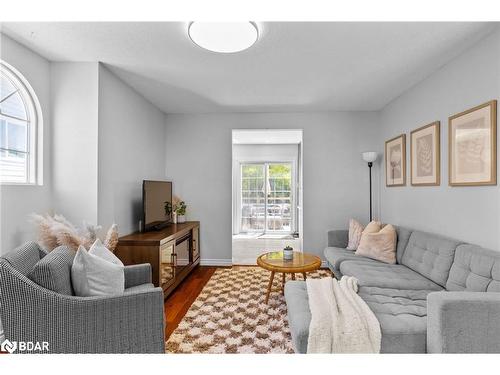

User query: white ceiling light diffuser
[188,22,258,53]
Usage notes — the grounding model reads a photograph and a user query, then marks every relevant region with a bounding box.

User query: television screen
[143,180,172,231]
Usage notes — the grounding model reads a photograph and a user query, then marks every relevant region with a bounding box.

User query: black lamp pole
[363,152,377,222]
[368,161,373,222]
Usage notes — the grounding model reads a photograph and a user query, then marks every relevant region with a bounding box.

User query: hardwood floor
[164,265,217,340]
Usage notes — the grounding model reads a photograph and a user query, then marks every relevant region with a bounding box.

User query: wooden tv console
[115,221,200,298]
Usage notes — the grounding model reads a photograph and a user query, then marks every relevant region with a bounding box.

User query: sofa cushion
[2,242,44,276]
[340,261,443,290]
[284,281,432,353]
[446,244,500,292]
[328,230,348,248]
[359,286,433,353]
[28,246,75,295]
[324,247,379,278]
[394,226,412,264]
[401,231,461,287]
[284,280,312,353]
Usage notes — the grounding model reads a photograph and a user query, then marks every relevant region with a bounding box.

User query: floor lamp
[362,151,378,222]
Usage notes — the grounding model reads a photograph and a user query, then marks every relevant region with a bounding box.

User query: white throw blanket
[306,276,381,353]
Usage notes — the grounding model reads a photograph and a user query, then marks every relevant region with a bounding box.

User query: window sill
[233,233,297,240]
[0,181,42,186]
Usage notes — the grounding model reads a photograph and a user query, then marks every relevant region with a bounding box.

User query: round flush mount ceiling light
[188,22,258,53]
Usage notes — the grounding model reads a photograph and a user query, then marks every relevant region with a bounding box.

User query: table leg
[291,273,296,280]
[265,271,275,304]
[282,273,286,295]
[302,272,307,280]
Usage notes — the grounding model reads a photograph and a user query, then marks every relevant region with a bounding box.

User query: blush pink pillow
[355,223,396,264]
[346,219,364,250]
[363,220,381,234]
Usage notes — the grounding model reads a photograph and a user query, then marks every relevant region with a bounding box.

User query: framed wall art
[410,121,440,186]
[449,100,497,186]
[385,134,406,187]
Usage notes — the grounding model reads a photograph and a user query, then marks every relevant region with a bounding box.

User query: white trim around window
[0,60,43,185]
[234,158,298,235]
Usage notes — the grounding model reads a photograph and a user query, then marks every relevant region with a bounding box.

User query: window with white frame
[240,162,295,233]
[0,61,41,184]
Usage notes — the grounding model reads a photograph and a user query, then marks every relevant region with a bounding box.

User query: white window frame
[0,60,42,185]
[236,159,297,235]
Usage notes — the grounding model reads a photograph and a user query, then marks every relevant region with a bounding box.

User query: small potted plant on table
[283,245,294,260]
[176,199,187,223]
[166,196,187,224]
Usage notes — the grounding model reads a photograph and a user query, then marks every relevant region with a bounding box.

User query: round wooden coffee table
[257,251,322,304]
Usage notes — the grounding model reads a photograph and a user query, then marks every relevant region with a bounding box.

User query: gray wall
[97,64,167,235]
[380,28,500,250]
[0,34,52,254]
[0,33,53,342]
[165,112,380,262]
[5,60,167,245]
[51,63,167,237]
[51,62,99,225]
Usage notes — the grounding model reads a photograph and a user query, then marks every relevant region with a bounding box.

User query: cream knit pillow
[355,223,396,264]
[346,219,364,250]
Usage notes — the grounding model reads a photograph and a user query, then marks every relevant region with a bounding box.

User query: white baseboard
[200,258,232,266]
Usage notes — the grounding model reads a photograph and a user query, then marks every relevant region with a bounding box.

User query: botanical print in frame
[385,134,406,187]
[449,100,497,186]
[411,121,440,186]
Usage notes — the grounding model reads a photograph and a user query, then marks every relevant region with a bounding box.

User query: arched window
[0,60,42,184]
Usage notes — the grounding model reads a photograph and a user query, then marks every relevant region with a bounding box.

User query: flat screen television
[142,180,173,231]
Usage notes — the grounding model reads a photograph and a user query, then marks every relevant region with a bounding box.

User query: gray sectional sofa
[284,226,500,353]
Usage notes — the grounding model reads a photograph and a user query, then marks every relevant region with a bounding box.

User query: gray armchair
[0,242,165,354]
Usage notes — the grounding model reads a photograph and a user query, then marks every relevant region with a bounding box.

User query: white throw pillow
[71,244,125,297]
[346,219,364,250]
[89,238,123,266]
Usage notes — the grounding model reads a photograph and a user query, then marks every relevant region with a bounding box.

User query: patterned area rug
[166,266,331,354]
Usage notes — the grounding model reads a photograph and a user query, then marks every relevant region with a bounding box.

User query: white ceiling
[1,22,497,114]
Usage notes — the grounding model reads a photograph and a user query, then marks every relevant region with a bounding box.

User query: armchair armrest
[427,291,500,353]
[124,263,152,288]
[0,262,165,353]
[327,230,348,248]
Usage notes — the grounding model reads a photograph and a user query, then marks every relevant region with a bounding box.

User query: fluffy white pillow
[71,241,124,297]
[346,219,364,250]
